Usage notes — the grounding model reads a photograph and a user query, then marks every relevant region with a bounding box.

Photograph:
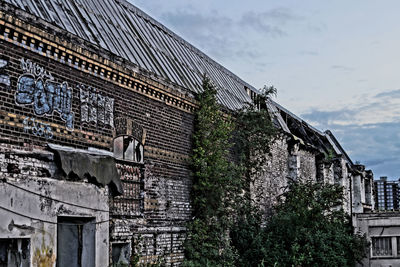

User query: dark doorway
[57,217,95,267]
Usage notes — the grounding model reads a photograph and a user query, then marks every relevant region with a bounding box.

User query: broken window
[57,217,95,267]
[111,243,130,267]
[113,136,143,164]
[0,238,30,267]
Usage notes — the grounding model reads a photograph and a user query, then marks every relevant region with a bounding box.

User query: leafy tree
[232,180,368,267]
[229,85,278,266]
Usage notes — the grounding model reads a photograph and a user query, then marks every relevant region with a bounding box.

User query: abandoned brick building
[0,0,374,266]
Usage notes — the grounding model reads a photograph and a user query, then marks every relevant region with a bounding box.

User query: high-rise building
[375,176,399,210]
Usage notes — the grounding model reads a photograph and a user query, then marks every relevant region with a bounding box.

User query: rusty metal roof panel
[4,0,255,109]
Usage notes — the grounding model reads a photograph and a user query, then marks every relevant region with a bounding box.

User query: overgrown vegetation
[234,85,277,181]
[184,77,367,267]
[183,77,239,266]
[231,180,368,266]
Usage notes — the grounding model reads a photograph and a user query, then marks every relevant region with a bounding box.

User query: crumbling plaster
[0,144,109,267]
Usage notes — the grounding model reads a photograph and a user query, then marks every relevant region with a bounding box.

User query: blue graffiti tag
[15,59,74,130]
[23,117,53,140]
[0,58,11,87]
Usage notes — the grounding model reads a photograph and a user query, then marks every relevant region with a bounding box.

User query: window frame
[113,135,144,164]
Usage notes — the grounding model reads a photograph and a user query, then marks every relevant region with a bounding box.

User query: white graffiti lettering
[20,58,53,80]
[79,85,114,127]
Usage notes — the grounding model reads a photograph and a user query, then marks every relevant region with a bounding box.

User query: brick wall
[0,11,195,265]
[250,134,351,219]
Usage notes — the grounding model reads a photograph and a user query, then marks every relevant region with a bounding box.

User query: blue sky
[130,0,400,180]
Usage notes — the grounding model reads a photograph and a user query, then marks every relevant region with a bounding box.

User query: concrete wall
[355,213,400,267]
[0,144,109,267]
[334,158,352,214]
[352,166,374,214]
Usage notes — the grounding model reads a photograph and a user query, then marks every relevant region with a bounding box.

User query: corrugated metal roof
[4,0,255,110]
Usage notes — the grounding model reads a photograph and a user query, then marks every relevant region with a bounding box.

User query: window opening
[0,239,30,267]
[113,135,143,164]
[372,237,392,257]
[111,243,130,267]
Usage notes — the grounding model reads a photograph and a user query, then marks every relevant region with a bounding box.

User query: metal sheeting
[4,0,255,109]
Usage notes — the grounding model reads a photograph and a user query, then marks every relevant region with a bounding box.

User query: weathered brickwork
[251,135,321,218]
[250,135,290,217]
[250,131,359,219]
[0,40,194,153]
[297,149,317,181]
[0,9,194,266]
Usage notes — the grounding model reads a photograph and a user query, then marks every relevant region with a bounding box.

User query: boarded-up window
[0,238,30,267]
[57,217,95,267]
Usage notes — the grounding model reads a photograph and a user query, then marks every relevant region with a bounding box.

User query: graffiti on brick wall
[15,58,75,130]
[79,84,114,127]
[0,57,11,87]
[23,117,53,140]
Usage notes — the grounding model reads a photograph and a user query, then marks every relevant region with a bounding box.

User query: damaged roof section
[2,0,253,110]
[266,98,351,164]
[49,144,123,196]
